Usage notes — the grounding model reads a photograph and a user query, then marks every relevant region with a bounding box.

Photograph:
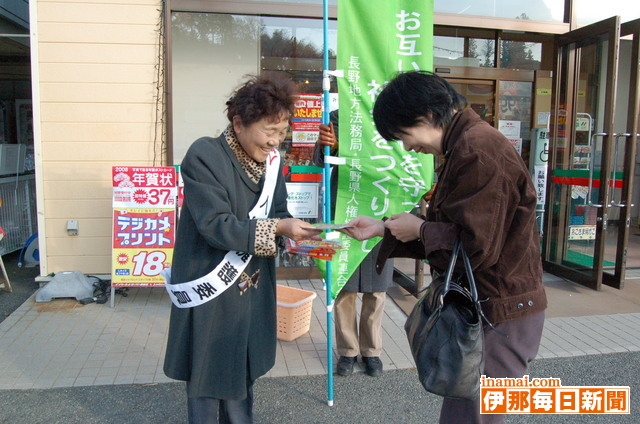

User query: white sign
[569,225,596,240]
[534,165,547,206]
[498,120,521,138]
[286,183,319,218]
[537,112,550,127]
[575,117,590,131]
[508,138,522,154]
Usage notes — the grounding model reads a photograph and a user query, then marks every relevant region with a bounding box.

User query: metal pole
[322,0,334,407]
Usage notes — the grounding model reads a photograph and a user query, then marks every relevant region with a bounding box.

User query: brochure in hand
[284,237,344,261]
[313,223,354,230]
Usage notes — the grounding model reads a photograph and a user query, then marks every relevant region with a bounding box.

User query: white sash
[164,149,281,308]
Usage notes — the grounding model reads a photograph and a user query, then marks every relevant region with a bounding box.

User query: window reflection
[434,36,495,68]
[435,0,563,22]
[499,40,542,70]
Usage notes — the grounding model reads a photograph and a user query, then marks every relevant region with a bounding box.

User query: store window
[172,12,336,163]
[435,0,563,22]
[499,40,542,70]
[171,12,336,268]
[498,81,533,163]
[449,81,495,126]
[435,36,496,68]
[575,0,640,26]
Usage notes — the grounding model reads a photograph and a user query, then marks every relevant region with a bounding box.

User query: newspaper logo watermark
[480,375,630,414]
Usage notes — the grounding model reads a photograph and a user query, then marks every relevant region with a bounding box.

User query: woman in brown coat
[341,71,546,424]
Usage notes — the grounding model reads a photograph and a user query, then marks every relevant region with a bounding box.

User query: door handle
[610,133,631,208]
[587,133,607,208]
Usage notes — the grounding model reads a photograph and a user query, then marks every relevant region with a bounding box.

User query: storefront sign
[569,225,596,240]
[498,120,521,138]
[534,165,547,206]
[508,137,522,154]
[575,116,590,131]
[111,166,177,287]
[292,94,322,146]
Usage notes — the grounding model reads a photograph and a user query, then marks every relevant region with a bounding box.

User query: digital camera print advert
[111,166,177,287]
[112,208,175,287]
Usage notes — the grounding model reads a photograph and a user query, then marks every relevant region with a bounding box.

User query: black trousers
[439,311,545,424]
[187,382,254,424]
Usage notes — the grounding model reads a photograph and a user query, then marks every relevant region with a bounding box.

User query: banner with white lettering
[318,0,435,299]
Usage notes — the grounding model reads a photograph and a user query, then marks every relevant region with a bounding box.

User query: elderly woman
[164,72,320,423]
[341,71,547,424]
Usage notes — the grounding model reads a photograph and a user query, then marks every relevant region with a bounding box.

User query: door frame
[542,16,624,290]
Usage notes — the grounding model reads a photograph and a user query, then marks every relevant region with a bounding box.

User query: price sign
[112,167,177,287]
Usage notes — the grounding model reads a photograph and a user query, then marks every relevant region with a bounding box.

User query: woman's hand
[276,218,323,241]
[338,215,385,241]
[385,213,424,242]
[317,122,338,154]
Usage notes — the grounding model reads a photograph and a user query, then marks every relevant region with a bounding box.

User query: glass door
[612,19,640,283]
[542,17,622,290]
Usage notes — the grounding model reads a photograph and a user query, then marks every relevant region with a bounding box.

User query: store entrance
[542,17,640,290]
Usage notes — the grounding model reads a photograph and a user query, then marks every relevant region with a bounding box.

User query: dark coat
[163,134,291,399]
[313,111,393,293]
[377,109,547,324]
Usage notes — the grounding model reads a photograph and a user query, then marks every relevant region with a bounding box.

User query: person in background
[339,71,547,424]
[164,72,321,424]
[313,110,393,377]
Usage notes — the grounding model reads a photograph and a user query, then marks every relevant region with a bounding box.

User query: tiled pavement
[1,274,640,390]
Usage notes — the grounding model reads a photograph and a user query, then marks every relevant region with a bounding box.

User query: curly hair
[226,72,297,126]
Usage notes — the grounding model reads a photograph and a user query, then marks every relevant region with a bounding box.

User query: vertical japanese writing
[395,10,423,71]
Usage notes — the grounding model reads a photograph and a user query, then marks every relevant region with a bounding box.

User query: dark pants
[187,382,254,424]
[439,311,545,424]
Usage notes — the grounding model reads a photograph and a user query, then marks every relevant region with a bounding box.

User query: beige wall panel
[44,199,113,219]
[38,22,157,45]
[40,103,155,123]
[39,3,159,24]
[40,83,154,103]
[43,180,111,201]
[46,255,111,275]
[38,63,155,84]
[41,122,155,142]
[39,0,159,5]
[37,1,163,275]
[44,162,139,182]
[47,218,112,238]
[42,141,153,162]
[39,43,156,65]
[46,237,111,258]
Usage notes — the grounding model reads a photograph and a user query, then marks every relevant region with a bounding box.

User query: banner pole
[322,0,334,407]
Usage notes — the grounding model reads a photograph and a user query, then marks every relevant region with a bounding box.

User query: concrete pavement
[0,255,639,422]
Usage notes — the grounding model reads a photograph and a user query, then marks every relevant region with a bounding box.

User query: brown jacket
[377,109,547,324]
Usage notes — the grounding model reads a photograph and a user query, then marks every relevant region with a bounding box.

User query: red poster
[112,166,177,287]
[292,94,322,146]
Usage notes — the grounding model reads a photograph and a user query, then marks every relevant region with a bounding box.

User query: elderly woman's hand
[276,218,323,241]
[385,213,424,242]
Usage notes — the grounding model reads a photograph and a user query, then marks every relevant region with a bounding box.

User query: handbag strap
[443,239,479,303]
[447,239,505,335]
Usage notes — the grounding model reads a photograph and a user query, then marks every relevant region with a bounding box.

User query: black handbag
[404,239,484,400]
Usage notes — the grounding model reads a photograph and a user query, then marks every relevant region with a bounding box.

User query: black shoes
[337,356,383,376]
[337,356,356,376]
[362,356,383,377]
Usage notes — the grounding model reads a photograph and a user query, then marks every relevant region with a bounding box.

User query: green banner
[319,0,435,299]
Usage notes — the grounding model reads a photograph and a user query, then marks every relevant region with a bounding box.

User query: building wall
[35,0,163,274]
